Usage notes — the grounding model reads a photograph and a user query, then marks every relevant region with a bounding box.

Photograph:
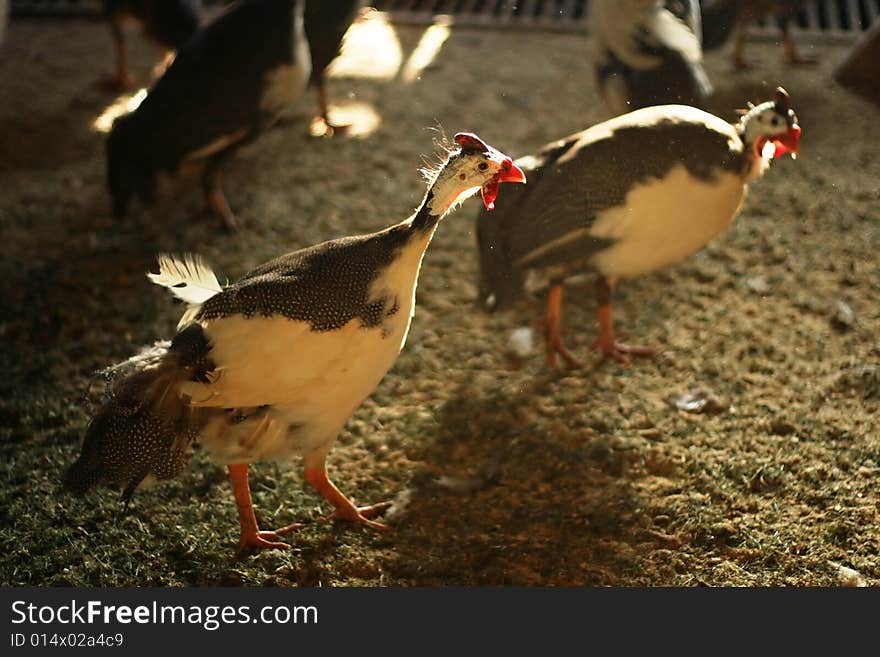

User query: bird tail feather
[147,253,222,329]
[63,341,207,502]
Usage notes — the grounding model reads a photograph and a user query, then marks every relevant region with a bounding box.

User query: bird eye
[771,116,781,127]
[478,162,489,171]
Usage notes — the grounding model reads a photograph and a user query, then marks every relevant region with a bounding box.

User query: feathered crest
[147,253,222,306]
[419,123,457,184]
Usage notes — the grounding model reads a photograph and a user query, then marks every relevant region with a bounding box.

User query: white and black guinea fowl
[590,0,713,116]
[107,0,311,231]
[65,133,525,555]
[102,0,201,89]
[702,0,814,69]
[304,0,363,136]
[476,88,800,368]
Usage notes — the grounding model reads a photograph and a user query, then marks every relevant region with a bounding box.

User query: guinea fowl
[702,0,814,69]
[476,88,800,368]
[106,0,311,231]
[65,133,525,555]
[102,0,201,89]
[304,0,363,136]
[590,0,713,116]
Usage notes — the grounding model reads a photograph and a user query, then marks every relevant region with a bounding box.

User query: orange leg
[203,169,239,232]
[110,27,136,89]
[313,77,351,138]
[535,282,580,370]
[228,463,302,556]
[591,277,654,365]
[732,21,751,70]
[783,31,817,66]
[303,465,391,531]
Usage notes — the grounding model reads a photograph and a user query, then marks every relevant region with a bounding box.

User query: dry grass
[0,15,877,587]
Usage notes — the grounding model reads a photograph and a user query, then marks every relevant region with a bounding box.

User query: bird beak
[481,158,527,211]
[772,123,801,158]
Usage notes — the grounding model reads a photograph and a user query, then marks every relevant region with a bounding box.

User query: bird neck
[410,163,479,233]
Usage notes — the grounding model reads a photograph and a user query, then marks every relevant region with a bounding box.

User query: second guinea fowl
[107,0,311,231]
[702,0,814,69]
[476,88,800,368]
[591,0,713,115]
[65,133,525,555]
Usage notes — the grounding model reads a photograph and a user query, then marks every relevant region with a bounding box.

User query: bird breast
[589,164,747,279]
[181,235,429,464]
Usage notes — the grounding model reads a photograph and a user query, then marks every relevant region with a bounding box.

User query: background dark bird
[590,0,713,115]
[102,0,202,89]
[701,0,815,68]
[106,0,311,231]
[303,0,363,136]
[476,88,800,368]
[67,133,525,555]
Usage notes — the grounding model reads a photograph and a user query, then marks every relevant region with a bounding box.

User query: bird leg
[109,22,136,89]
[202,157,239,232]
[782,30,817,66]
[228,463,302,556]
[731,21,752,70]
[303,464,391,531]
[312,76,351,138]
[591,276,654,365]
[535,282,580,370]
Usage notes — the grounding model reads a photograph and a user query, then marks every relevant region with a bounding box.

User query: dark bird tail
[64,329,210,502]
[700,0,740,51]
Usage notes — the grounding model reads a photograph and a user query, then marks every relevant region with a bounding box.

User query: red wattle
[482,182,499,211]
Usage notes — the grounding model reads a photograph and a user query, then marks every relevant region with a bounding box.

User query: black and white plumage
[106,0,311,231]
[476,88,800,368]
[591,0,713,116]
[66,132,525,555]
[304,0,363,135]
[102,0,202,89]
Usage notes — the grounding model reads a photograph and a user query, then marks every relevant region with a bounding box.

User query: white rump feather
[147,253,222,306]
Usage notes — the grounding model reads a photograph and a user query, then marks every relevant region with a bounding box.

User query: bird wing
[501,107,744,272]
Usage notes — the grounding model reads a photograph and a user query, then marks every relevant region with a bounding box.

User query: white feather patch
[147,254,222,306]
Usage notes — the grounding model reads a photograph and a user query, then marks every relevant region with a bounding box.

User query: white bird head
[741,87,802,160]
[427,133,527,214]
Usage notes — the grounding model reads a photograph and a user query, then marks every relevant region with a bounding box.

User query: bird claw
[235,524,303,556]
[328,502,392,531]
[531,318,580,370]
[591,340,654,365]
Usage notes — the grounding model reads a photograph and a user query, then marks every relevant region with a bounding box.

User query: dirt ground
[0,12,877,587]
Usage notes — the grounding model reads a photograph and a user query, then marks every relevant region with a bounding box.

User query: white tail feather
[147,254,222,306]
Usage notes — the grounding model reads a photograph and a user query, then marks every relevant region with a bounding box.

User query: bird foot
[786,53,818,67]
[732,56,752,71]
[329,502,393,531]
[531,318,580,370]
[315,119,352,139]
[235,523,303,556]
[592,339,655,365]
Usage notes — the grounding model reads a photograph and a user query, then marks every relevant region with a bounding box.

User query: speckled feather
[64,340,207,500]
[197,225,411,330]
